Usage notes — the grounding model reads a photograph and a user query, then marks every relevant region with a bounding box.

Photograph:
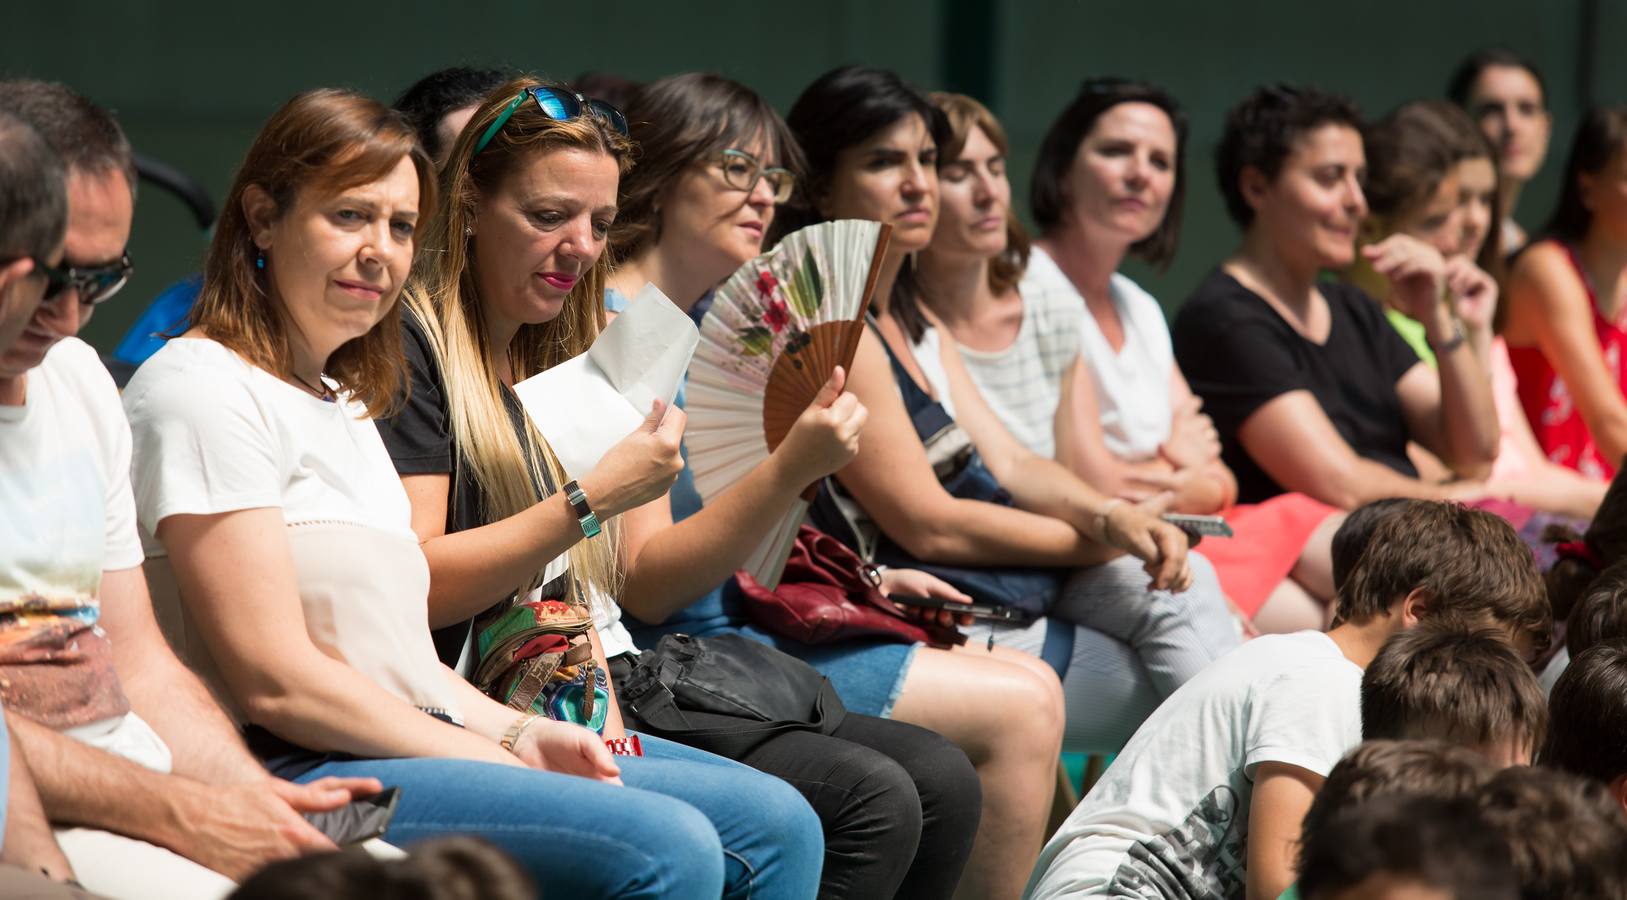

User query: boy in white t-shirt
[1024,500,1551,900]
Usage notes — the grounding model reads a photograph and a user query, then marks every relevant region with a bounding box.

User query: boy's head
[1299,794,1514,900]
[1563,559,1627,660]
[1362,624,1547,765]
[1477,766,1627,899]
[1331,497,1412,592]
[1300,739,1496,855]
[1541,641,1627,812]
[1339,501,1550,651]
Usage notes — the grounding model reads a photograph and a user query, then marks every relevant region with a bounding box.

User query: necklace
[290,371,334,402]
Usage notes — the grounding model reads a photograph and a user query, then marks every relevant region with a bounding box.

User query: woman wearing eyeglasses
[600,72,988,899]
[123,87,810,900]
[378,78,825,899]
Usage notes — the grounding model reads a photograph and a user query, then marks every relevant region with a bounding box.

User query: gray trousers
[962,552,1241,754]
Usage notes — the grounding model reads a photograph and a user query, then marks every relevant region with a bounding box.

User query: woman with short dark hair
[1173,84,1500,512]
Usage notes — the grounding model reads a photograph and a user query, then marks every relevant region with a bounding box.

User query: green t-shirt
[1278,883,1300,900]
[1385,307,1435,368]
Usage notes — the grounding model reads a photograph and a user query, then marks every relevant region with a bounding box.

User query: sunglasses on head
[473,87,629,156]
[6,252,132,308]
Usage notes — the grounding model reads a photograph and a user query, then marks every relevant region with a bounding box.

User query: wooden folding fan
[684,219,892,587]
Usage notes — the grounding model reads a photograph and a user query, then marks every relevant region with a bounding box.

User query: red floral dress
[1508,241,1627,480]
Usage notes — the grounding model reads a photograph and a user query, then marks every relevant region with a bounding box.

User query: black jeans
[611,656,981,899]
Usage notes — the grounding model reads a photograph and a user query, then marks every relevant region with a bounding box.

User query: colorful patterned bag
[471,599,610,734]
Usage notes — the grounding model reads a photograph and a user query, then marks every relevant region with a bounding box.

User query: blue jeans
[296,733,822,900]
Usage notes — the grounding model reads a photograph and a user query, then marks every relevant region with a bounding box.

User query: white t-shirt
[124,338,463,724]
[919,278,1084,459]
[1025,247,1174,461]
[0,338,142,729]
[1025,631,1363,900]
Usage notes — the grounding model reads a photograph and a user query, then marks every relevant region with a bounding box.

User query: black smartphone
[1161,513,1234,538]
[303,786,401,846]
[894,594,1026,622]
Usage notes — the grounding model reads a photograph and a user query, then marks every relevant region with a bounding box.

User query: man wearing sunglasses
[0,81,380,898]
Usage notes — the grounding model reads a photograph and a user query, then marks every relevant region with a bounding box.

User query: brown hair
[230,835,533,900]
[1540,106,1627,246]
[407,76,632,601]
[1299,739,1494,862]
[0,79,137,200]
[189,89,435,417]
[1564,560,1627,659]
[1543,641,1627,786]
[1363,100,1505,280]
[1478,766,1627,899]
[1029,77,1187,268]
[1298,795,1514,900]
[928,91,1031,295]
[1338,501,1550,650]
[610,72,803,266]
[1361,623,1547,757]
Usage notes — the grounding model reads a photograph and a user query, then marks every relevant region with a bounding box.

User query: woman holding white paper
[375,77,828,900]
[380,76,974,900]
[603,72,1057,900]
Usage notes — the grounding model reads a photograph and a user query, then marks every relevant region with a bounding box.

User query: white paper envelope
[512,283,699,480]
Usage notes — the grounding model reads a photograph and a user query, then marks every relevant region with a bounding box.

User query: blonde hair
[408,76,633,603]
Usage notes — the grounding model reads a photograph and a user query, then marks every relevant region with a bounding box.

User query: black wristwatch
[562,480,601,538]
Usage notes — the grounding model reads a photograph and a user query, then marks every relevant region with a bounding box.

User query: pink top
[1506,241,1627,480]
[1488,338,1534,482]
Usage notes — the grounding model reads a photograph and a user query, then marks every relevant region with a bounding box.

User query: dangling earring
[255,249,265,270]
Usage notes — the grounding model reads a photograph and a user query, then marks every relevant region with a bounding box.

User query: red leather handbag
[736,526,966,649]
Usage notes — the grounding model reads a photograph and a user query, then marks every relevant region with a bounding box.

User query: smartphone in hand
[303,787,401,846]
[1161,513,1234,538]
[893,594,1025,622]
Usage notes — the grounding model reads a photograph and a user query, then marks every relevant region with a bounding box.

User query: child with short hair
[1284,740,1496,900]
[1477,765,1627,899]
[1361,624,1548,765]
[1541,558,1627,694]
[1541,641,1627,813]
[1024,502,1550,900]
[1298,795,1514,900]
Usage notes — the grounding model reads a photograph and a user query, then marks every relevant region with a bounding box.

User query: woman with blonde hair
[380,76,845,900]
[123,87,798,899]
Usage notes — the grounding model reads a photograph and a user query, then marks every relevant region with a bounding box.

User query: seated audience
[1359,99,1604,521]
[1542,640,1627,814]
[1360,624,1546,764]
[229,837,532,900]
[1503,106,1627,479]
[1172,84,1500,509]
[590,71,1005,898]
[1476,765,1627,899]
[782,65,1240,771]
[1299,795,1514,900]
[1448,48,1553,253]
[1024,501,1549,900]
[0,82,378,900]
[919,84,1342,633]
[123,87,788,900]
[381,74,951,899]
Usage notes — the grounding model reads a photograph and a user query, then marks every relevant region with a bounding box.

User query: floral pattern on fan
[733,248,826,371]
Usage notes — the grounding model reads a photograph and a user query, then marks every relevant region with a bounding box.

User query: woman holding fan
[605,72,1056,900]
[775,65,1241,756]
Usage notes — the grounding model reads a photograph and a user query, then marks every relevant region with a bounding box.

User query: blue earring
[255,249,265,270]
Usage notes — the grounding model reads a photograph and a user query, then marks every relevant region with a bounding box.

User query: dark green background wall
[7,0,1622,353]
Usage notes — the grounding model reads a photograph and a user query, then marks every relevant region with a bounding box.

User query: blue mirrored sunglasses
[473,87,629,155]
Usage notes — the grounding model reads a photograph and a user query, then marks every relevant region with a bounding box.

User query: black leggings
[610,659,981,898]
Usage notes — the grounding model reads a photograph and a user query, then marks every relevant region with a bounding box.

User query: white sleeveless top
[1024,247,1173,461]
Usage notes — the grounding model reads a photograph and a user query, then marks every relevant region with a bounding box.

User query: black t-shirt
[376,310,560,666]
[1171,269,1422,504]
